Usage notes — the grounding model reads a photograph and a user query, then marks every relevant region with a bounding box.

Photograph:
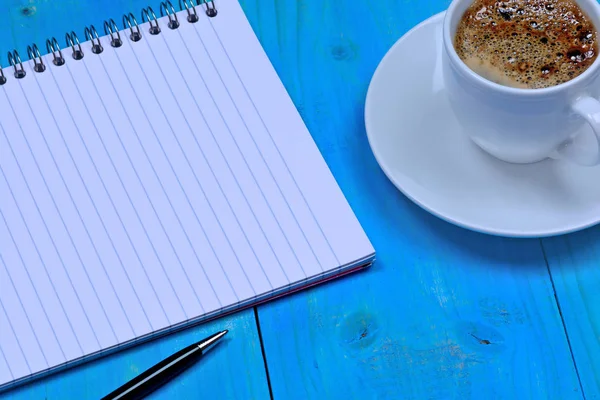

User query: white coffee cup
[442,0,600,166]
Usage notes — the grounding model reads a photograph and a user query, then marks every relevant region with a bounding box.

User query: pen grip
[101,344,203,400]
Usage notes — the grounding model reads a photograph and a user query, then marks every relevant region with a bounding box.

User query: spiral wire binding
[27,44,46,73]
[160,1,180,29]
[123,12,142,42]
[7,50,26,79]
[141,6,162,35]
[46,37,66,66]
[104,18,124,47]
[180,0,199,23]
[66,31,84,60]
[201,0,218,17]
[1,0,217,82]
[85,25,104,54]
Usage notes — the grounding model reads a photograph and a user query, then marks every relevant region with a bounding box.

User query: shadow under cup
[441,0,600,165]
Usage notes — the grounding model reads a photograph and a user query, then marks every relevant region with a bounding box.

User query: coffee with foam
[454,0,598,89]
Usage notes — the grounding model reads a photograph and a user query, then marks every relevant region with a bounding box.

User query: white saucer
[364,12,600,238]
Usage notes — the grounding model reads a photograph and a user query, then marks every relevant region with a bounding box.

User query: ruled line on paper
[172,28,314,280]
[207,12,341,267]
[110,32,241,309]
[187,35,318,281]
[162,32,284,289]
[0,202,83,363]
[140,34,261,298]
[77,60,207,316]
[0,300,31,376]
[15,79,138,342]
[45,65,178,331]
[209,1,375,266]
[124,35,245,302]
[24,74,147,338]
[0,122,96,354]
[153,18,309,286]
[0,253,53,368]
[48,60,183,323]
[63,63,192,322]
[0,205,68,371]
[105,43,225,310]
[32,67,163,334]
[0,340,15,382]
[92,52,218,312]
[184,24,327,274]
[5,64,141,349]
[139,25,292,298]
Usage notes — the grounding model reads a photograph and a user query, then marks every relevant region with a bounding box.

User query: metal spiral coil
[180,0,199,23]
[46,37,66,66]
[1,0,220,83]
[7,50,26,79]
[200,0,217,17]
[142,6,161,35]
[85,25,104,54]
[27,44,46,73]
[66,31,84,60]
[160,1,180,29]
[123,12,142,42]
[104,18,123,47]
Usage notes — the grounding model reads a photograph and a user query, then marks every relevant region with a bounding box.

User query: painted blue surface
[247,0,599,398]
[0,0,598,398]
[543,229,600,399]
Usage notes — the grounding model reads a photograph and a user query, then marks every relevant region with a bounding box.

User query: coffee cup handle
[552,96,600,166]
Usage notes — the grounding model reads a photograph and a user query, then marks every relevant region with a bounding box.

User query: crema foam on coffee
[454,0,598,89]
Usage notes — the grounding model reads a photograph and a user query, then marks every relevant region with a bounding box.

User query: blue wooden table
[1,0,599,398]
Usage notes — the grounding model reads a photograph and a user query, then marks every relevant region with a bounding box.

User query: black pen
[101,330,228,400]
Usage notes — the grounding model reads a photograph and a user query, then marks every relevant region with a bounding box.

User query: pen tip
[198,329,228,352]
[215,330,228,340]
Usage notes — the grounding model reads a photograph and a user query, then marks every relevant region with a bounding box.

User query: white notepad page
[0,0,374,388]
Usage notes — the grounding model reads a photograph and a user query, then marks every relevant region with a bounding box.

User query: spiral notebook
[0,0,374,391]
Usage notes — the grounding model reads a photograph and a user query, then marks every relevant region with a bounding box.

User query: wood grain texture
[543,227,600,399]
[1,0,599,399]
[245,0,590,398]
